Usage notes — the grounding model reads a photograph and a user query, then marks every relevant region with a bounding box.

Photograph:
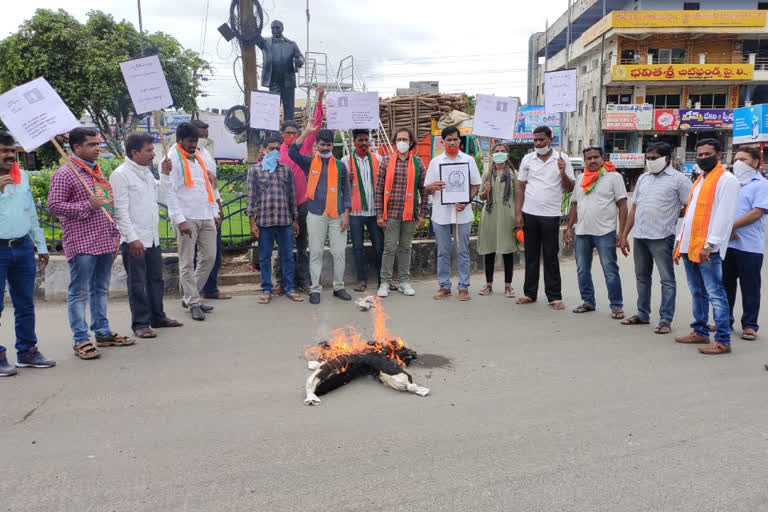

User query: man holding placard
[49,128,135,360]
[161,122,220,321]
[424,126,482,301]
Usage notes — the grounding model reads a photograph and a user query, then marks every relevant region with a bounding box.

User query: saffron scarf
[383,153,420,221]
[175,145,215,204]
[674,162,726,263]
[306,154,343,218]
[580,160,617,194]
[71,155,114,214]
[350,151,379,213]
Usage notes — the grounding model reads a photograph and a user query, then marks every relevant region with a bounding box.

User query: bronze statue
[255,20,304,121]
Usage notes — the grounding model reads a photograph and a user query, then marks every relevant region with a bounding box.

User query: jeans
[258,225,296,294]
[121,243,167,331]
[0,237,38,354]
[380,217,417,284]
[177,219,217,308]
[683,253,731,345]
[574,232,623,311]
[349,215,383,283]
[484,253,514,284]
[273,202,310,289]
[68,253,114,344]
[522,213,562,302]
[201,227,222,295]
[633,236,676,324]
[434,222,472,291]
[307,212,346,293]
[723,247,763,332]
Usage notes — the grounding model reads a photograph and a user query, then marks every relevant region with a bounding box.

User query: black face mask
[696,155,719,172]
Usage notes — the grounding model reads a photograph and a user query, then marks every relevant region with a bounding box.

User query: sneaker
[398,283,416,296]
[433,288,451,300]
[333,289,352,301]
[0,350,17,377]
[457,289,471,301]
[377,283,390,297]
[15,346,56,368]
[309,292,321,304]
[190,306,205,321]
[182,302,214,312]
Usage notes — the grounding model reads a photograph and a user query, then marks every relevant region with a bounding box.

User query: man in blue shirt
[0,131,55,376]
[723,146,768,341]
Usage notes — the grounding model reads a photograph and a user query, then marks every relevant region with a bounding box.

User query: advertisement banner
[612,64,753,82]
[609,153,645,168]
[654,109,734,131]
[512,106,561,145]
[733,104,768,144]
[604,104,653,130]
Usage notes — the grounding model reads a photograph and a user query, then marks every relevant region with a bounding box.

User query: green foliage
[0,9,209,157]
[216,163,248,183]
[462,94,476,116]
[29,168,54,209]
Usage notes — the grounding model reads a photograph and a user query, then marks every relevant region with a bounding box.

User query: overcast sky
[4,0,569,111]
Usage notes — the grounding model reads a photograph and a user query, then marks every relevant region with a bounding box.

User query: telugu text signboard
[610,153,646,168]
[612,64,753,82]
[654,109,734,131]
[604,104,653,131]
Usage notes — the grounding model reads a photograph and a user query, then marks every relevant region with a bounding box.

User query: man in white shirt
[515,126,575,310]
[111,133,183,337]
[160,122,220,321]
[564,146,627,319]
[424,126,482,301]
[673,139,740,355]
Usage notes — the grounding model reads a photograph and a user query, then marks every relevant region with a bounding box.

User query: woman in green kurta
[477,143,522,298]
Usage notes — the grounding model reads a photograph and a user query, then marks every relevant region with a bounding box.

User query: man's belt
[0,236,28,247]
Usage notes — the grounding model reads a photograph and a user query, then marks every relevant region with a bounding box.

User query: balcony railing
[619,53,768,66]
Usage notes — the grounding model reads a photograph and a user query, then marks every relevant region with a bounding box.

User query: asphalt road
[1,256,767,512]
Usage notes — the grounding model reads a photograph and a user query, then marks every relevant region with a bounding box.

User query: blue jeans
[722,248,763,332]
[434,222,471,291]
[574,232,623,310]
[349,215,383,283]
[258,225,295,294]
[201,226,222,295]
[0,237,38,354]
[633,236,676,324]
[683,253,731,345]
[68,253,114,344]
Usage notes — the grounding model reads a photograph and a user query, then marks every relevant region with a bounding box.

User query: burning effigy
[303,298,430,405]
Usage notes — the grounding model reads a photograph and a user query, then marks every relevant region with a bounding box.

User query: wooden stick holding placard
[153,111,169,157]
[49,138,115,224]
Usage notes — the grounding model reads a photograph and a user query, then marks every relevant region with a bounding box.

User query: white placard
[544,69,578,113]
[472,94,520,139]
[0,77,80,152]
[119,55,173,114]
[438,162,471,204]
[326,92,380,130]
[249,91,281,131]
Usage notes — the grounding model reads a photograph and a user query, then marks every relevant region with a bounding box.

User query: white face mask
[646,158,667,174]
[733,160,758,184]
[535,145,551,156]
[396,141,410,154]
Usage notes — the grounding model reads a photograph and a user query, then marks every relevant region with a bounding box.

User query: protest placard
[327,92,379,130]
[544,69,577,113]
[249,91,281,131]
[119,55,173,115]
[472,94,520,139]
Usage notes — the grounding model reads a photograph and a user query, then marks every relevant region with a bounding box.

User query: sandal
[478,285,493,296]
[550,300,566,311]
[134,327,157,339]
[654,323,671,335]
[611,310,625,320]
[516,296,534,304]
[286,291,304,302]
[621,315,650,325]
[258,293,272,304]
[73,341,101,360]
[572,303,595,314]
[504,286,516,298]
[151,318,183,328]
[95,332,136,347]
[741,328,758,341]
[354,282,367,292]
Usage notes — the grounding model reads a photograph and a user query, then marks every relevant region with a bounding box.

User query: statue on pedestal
[255,20,304,121]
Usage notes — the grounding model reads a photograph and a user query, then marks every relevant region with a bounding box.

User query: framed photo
[439,162,471,204]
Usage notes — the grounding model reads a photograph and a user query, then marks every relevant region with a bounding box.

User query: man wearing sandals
[617,142,691,335]
[48,128,135,360]
[673,139,740,355]
[110,133,183,339]
[564,146,627,319]
[247,135,303,304]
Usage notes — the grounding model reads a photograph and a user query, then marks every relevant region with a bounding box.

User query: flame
[305,298,405,369]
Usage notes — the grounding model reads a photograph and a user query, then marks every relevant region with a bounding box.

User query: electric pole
[239,0,260,164]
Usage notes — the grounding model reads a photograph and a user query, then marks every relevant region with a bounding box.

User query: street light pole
[137,0,145,56]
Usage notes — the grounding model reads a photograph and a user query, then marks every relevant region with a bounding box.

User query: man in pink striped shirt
[273,87,324,295]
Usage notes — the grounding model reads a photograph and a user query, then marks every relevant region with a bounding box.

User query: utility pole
[239,0,260,164]
[596,0,607,148]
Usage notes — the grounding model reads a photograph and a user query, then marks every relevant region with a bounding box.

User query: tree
[0,9,209,156]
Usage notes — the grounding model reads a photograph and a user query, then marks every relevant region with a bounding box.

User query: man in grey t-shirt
[565,146,628,318]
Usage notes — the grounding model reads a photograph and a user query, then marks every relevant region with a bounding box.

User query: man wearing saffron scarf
[674,139,740,355]
[288,119,352,305]
[375,127,428,298]
[161,122,220,321]
[342,129,383,293]
[565,146,628,318]
[0,131,54,376]
[49,127,135,360]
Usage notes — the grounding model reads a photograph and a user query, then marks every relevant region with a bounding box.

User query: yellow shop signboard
[612,64,754,82]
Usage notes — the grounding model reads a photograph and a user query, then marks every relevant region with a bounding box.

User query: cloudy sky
[4,0,569,110]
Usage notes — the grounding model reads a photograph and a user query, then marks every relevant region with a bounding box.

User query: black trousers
[522,213,562,302]
[484,253,514,284]
[269,82,295,121]
[121,243,167,331]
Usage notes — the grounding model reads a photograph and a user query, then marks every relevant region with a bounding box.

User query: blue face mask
[262,149,280,172]
[318,150,333,159]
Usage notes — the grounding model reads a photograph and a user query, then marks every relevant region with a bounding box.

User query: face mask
[733,160,758,184]
[646,158,667,174]
[396,141,410,154]
[492,152,508,164]
[696,155,719,172]
[283,135,297,145]
[535,145,551,156]
[445,146,459,156]
[262,149,280,172]
[318,150,333,159]
[355,145,368,156]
